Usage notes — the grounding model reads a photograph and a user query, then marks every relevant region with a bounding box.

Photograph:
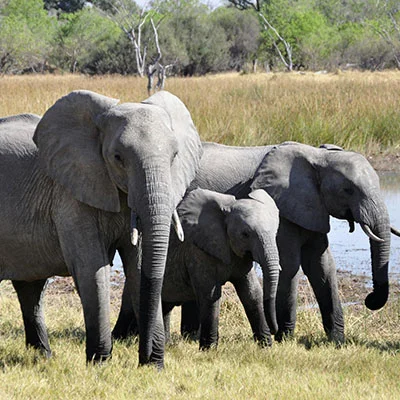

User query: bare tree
[106,0,152,77]
[146,18,175,95]
[229,0,293,71]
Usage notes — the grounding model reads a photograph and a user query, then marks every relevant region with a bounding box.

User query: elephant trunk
[257,236,280,335]
[358,197,391,310]
[130,166,172,369]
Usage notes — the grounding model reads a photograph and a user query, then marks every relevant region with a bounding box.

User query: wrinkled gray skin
[115,188,280,349]
[0,90,202,368]
[115,141,391,343]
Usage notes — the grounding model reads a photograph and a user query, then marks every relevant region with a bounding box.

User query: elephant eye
[114,154,124,165]
[344,188,354,195]
[241,230,250,239]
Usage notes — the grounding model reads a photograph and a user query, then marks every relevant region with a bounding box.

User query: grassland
[1,71,400,399]
[0,274,400,399]
[1,71,400,161]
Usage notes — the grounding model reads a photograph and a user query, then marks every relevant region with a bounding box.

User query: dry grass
[1,72,400,398]
[1,71,400,157]
[1,275,400,399]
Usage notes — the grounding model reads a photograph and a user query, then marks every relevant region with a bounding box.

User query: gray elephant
[114,188,281,349]
[0,89,202,368]
[115,141,395,344]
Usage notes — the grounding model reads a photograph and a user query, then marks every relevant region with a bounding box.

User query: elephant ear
[250,142,330,233]
[178,188,236,264]
[142,91,203,209]
[33,90,121,212]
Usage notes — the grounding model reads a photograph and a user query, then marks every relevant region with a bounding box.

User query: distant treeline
[1,0,399,75]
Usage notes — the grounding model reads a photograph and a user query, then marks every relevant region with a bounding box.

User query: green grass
[1,278,400,399]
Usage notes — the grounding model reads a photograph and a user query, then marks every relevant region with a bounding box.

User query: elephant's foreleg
[180,301,200,340]
[12,279,51,357]
[276,220,302,342]
[275,268,300,342]
[231,269,272,347]
[197,286,221,350]
[301,238,344,344]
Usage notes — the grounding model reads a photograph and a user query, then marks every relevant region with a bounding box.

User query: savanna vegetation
[1,71,400,157]
[0,72,400,398]
[0,0,400,75]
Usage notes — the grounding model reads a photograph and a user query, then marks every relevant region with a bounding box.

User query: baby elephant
[114,188,281,349]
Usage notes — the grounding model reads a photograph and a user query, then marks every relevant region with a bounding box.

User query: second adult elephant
[114,188,281,349]
[115,141,395,343]
[0,90,202,368]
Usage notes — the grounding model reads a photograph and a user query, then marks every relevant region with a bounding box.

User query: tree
[0,0,56,73]
[102,0,156,77]
[212,7,261,71]
[228,0,294,71]
[43,0,86,13]
[52,7,120,72]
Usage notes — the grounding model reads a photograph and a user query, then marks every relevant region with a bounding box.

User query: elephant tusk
[130,212,139,246]
[391,226,400,237]
[360,223,385,243]
[172,209,184,242]
[348,220,355,233]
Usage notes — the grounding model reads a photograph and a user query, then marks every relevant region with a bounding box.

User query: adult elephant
[0,89,202,368]
[114,188,281,349]
[115,141,394,343]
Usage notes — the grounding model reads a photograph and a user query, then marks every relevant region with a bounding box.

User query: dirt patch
[368,151,400,173]
[43,269,400,310]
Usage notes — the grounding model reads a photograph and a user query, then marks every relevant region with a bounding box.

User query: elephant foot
[112,323,139,341]
[181,329,199,342]
[275,329,295,343]
[138,356,164,371]
[327,330,345,347]
[199,341,218,351]
[255,334,272,348]
[86,352,112,365]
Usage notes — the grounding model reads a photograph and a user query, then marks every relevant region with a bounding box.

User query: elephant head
[178,188,280,333]
[33,90,202,367]
[251,142,392,310]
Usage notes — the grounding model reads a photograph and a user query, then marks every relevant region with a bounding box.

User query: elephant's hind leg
[180,300,200,340]
[12,279,51,357]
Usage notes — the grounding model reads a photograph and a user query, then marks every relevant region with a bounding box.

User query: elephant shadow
[297,334,400,354]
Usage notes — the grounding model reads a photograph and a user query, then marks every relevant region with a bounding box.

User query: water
[329,172,400,278]
[113,172,400,279]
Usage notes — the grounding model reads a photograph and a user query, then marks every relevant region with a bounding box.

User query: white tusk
[172,209,184,242]
[131,213,139,246]
[360,223,385,243]
[391,226,400,237]
[131,228,139,246]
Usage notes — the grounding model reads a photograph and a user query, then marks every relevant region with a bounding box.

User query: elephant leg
[112,242,141,340]
[301,237,344,344]
[112,281,139,340]
[275,219,302,342]
[180,301,200,340]
[57,220,113,363]
[196,287,222,350]
[12,279,51,357]
[231,269,272,347]
[162,302,175,344]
